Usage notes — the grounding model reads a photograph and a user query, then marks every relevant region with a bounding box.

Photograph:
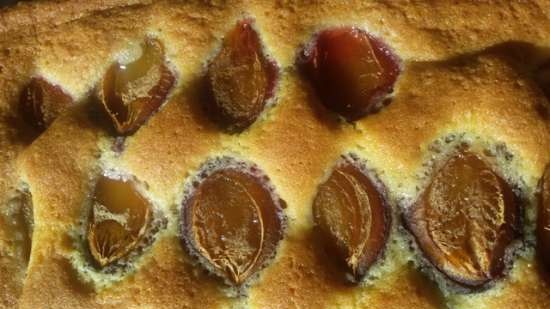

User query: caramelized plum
[19,77,73,130]
[99,38,175,135]
[205,19,278,131]
[537,165,550,270]
[87,175,151,267]
[298,27,400,121]
[181,167,285,286]
[405,151,521,288]
[312,159,390,281]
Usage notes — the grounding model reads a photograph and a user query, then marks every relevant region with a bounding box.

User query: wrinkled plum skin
[405,151,521,289]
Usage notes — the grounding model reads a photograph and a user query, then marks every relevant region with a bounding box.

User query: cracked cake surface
[0,1,549,309]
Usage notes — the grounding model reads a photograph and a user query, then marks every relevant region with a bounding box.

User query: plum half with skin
[405,151,521,289]
[87,175,151,268]
[181,167,285,286]
[99,38,175,135]
[298,27,400,121]
[312,159,390,281]
[19,77,73,131]
[205,19,278,132]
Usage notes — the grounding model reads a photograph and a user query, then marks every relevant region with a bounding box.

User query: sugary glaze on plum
[205,19,278,132]
[87,175,151,268]
[406,151,521,289]
[181,159,285,287]
[99,38,175,135]
[298,27,400,121]
[312,157,390,281]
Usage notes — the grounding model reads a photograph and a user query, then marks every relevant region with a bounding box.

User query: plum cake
[0,1,549,309]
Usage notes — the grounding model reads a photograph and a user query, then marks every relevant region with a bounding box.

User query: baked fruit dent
[405,151,521,289]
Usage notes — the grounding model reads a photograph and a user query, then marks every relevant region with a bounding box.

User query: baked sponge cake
[0,1,549,308]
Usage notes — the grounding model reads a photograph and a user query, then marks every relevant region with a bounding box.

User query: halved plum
[312,158,390,281]
[99,38,175,135]
[19,77,73,130]
[205,19,278,132]
[405,151,521,288]
[298,27,400,121]
[181,166,285,286]
[87,175,151,267]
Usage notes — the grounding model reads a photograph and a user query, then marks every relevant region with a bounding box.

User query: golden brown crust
[0,1,548,308]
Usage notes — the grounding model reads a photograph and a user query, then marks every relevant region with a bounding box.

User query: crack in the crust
[351,40,550,139]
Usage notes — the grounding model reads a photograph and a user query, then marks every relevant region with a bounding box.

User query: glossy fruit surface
[206,19,277,131]
[87,175,151,267]
[181,167,284,285]
[100,38,175,135]
[406,151,520,288]
[299,27,400,121]
[312,159,389,281]
[19,77,73,130]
